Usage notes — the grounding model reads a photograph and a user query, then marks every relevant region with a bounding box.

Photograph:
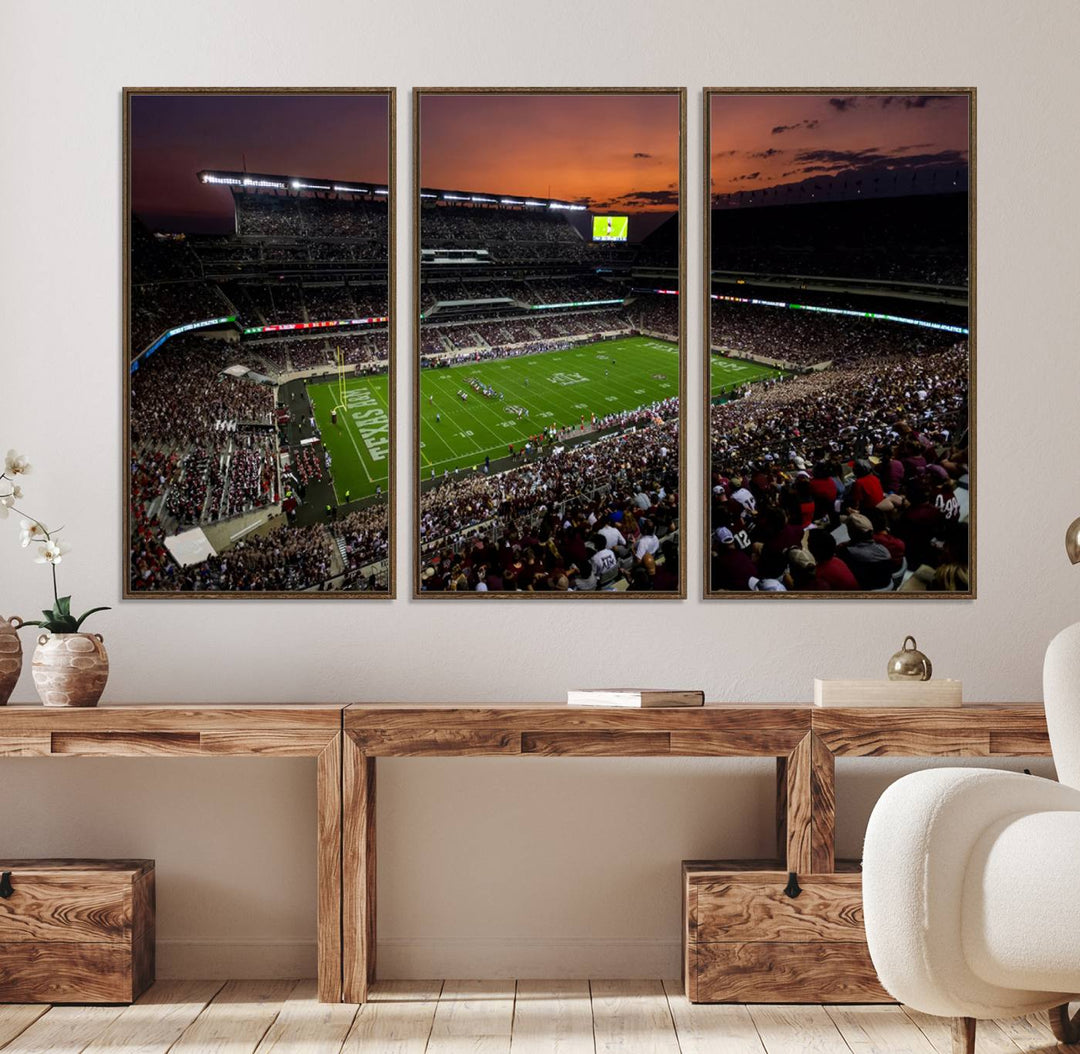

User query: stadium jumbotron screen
[592,215,628,242]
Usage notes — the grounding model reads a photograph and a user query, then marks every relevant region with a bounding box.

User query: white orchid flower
[19,519,47,547]
[35,539,70,565]
[4,450,31,476]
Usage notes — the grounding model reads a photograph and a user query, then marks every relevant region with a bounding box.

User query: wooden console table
[341,702,1050,1003]
[0,701,1053,1005]
[0,704,345,1002]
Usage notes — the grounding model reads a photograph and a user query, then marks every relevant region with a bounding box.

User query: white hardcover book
[566,689,705,708]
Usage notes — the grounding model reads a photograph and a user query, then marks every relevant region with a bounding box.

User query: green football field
[309,373,391,501]
[305,342,779,499]
[710,352,783,398]
[419,337,679,476]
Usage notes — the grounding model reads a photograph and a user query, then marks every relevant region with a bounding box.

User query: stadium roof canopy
[197,170,389,197]
[420,187,588,212]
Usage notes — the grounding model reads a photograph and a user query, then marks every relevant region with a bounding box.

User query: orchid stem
[51,563,58,605]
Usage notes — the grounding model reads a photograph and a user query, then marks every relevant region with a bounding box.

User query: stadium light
[524,200,547,207]
[500,198,524,205]
[471,196,497,203]
[373,188,389,195]
[242,178,286,189]
[201,174,243,186]
[443,194,469,201]
[332,184,369,193]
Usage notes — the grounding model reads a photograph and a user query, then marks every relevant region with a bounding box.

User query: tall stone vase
[0,616,23,704]
[32,632,109,708]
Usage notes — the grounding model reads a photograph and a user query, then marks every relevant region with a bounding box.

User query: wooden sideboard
[0,701,1053,1004]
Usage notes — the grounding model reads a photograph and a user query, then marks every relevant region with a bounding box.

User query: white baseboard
[157,936,681,980]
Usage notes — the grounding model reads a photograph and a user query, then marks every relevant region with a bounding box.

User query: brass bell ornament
[888,636,933,681]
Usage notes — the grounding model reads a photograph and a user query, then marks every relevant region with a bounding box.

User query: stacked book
[566,689,704,708]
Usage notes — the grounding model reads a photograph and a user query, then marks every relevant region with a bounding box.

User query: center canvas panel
[415,89,686,597]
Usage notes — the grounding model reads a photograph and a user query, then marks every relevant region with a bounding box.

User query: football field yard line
[417,338,682,477]
[423,376,505,464]
[437,388,513,458]
[709,353,783,397]
[308,374,390,500]
[339,404,374,487]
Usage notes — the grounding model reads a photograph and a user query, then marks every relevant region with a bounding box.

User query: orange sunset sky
[710,92,970,201]
[419,93,681,213]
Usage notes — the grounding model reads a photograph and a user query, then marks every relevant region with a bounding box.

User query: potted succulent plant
[1,449,111,706]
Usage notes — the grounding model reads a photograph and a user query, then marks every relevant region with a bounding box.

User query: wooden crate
[683,860,890,1004]
[0,859,154,1003]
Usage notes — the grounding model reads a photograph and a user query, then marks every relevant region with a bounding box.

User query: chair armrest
[863,768,1080,1019]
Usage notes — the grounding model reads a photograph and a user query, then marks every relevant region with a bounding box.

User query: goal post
[331,345,348,415]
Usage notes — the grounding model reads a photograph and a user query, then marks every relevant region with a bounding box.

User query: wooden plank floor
[0,980,1066,1053]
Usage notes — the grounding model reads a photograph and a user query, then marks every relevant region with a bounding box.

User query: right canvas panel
[705,89,974,597]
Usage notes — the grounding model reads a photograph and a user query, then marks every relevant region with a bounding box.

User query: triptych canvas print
[123,87,972,600]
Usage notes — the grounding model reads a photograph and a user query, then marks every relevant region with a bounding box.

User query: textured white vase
[31,631,109,707]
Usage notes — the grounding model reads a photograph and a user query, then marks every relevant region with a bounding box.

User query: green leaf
[73,607,110,631]
[42,610,55,623]
[55,596,72,617]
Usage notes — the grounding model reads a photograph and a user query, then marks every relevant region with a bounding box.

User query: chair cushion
[964,810,1080,994]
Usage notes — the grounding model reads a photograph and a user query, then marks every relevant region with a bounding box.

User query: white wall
[1,0,1077,979]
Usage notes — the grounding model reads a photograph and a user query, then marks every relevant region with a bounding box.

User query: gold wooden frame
[412,87,687,599]
[702,87,976,600]
[122,86,396,599]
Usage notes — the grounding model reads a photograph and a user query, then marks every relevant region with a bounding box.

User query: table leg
[777,733,835,873]
[317,733,343,1002]
[343,732,376,1002]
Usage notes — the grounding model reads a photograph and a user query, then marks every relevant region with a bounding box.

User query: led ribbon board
[131,315,237,372]
[242,317,389,335]
[710,294,968,335]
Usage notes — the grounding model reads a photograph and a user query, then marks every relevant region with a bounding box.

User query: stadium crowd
[235,194,388,240]
[418,409,680,592]
[710,301,960,367]
[709,344,970,592]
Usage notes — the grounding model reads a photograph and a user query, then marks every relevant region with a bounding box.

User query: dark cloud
[749,147,784,159]
[795,147,885,166]
[771,119,819,135]
[880,94,960,110]
[712,148,738,158]
[607,188,680,208]
[828,96,858,113]
[632,151,652,159]
[789,146,967,174]
[733,172,760,182]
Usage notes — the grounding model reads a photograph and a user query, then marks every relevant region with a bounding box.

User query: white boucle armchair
[862,622,1080,1054]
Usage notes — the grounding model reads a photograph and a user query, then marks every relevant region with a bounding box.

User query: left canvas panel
[124,88,395,597]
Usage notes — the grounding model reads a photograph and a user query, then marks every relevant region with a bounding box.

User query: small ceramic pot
[32,632,109,707]
[887,635,933,682]
[0,616,23,704]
